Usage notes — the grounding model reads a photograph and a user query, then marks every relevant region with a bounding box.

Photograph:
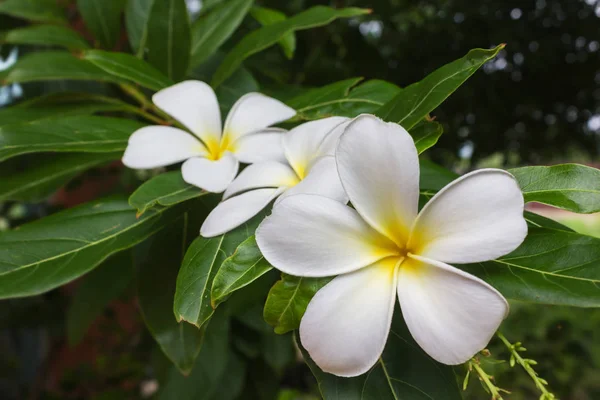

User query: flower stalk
[465,354,510,400]
[497,332,557,400]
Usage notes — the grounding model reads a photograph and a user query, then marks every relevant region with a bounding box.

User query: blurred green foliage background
[1,0,599,399]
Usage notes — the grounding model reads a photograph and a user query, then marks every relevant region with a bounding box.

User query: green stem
[497,332,556,400]
[468,359,505,400]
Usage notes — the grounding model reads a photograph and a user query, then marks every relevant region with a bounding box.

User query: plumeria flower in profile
[122,81,296,193]
[256,114,528,377]
[200,117,351,237]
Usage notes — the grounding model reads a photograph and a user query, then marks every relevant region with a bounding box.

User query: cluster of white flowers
[123,81,528,378]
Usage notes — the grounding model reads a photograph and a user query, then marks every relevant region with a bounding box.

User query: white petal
[276,156,348,205]
[256,194,398,277]
[233,128,287,164]
[223,93,296,143]
[122,126,205,169]
[397,254,508,365]
[409,169,527,264]
[152,80,222,146]
[316,119,352,157]
[200,188,283,237]
[337,114,419,246]
[283,117,349,178]
[300,257,399,377]
[223,161,299,200]
[181,152,239,193]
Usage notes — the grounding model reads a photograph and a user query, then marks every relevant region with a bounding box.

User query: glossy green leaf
[189,0,253,69]
[419,159,457,191]
[4,51,127,85]
[461,226,600,308]
[211,235,272,308]
[146,0,191,81]
[376,44,504,130]
[250,6,296,59]
[410,119,444,154]
[301,310,462,399]
[83,50,174,91]
[0,116,144,162]
[0,196,186,299]
[67,251,133,346]
[509,164,600,214]
[129,171,207,215]
[0,152,120,202]
[0,93,138,127]
[215,66,259,114]
[1,25,90,50]
[137,219,204,375]
[174,213,265,328]
[0,0,67,24]
[77,0,124,49]
[212,6,370,87]
[157,311,230,398]
[288,78,401,120]
[125,0,154,56]
[263,274,331,334]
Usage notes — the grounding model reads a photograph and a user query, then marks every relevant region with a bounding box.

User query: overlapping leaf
[510,164,600,213]
[376,45,504,129]
[0,152,120,202]
[84,50,174,91]
[211,236,273,308]
[0,116,144,162]
[1,25,90,50]
[77,0,124,49]
[0,196,186,299]
[145,0,191,80]
[137,219,205,375]
[212,6,370,87]
[129,171,208,215]
[174,212,266,328]
[189,0,254,69]
[0,0,67,24]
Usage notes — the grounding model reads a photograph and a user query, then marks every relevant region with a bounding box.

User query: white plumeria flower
[256,114,528,377]
[200,117,351,237]
[122,80,296,193]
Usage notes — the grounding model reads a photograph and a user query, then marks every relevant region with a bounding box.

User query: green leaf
[250,6,296,60]
[125,0,154,57]
[0,93,138,127]
[129,171,207,215]
[263,274,331,334]
[0,152,120,202]
[376,44,504,130]
[301,310,462,399]
[4,51,128,85]
[461,227,600,308]
[211,235,272,308]
[146,0,191,81]
[0,0,67,24]
[137,219,204,375]
[83,50,174,91]
[189,0,253,69]
[77,0,124,49]
[67,251,133,346]
[1,25,90,50]
[509,164,600,214]
[0,196,186,299]
[288,78,401,120]
[410,119,444,154]
[174,212,265,328]
[419,159,456,191]
[212,6,370,87]
[157,311,230,398]
[0,115,144,162]
[215,66,259,114]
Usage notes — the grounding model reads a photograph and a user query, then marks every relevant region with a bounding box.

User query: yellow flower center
[202,132,237,161]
